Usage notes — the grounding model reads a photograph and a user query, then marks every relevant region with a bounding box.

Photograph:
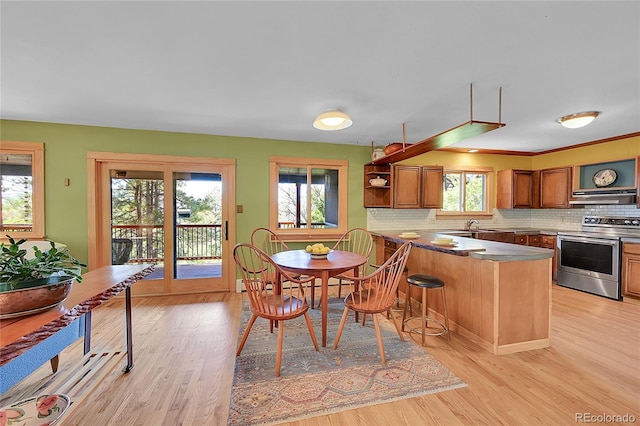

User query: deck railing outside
[112,224,223,263]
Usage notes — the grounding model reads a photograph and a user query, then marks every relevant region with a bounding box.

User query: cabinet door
[497,169,534,208]
[393,165,421,208]
[421,166,443,209]
[539,167,572,208]
[622,244,640,297]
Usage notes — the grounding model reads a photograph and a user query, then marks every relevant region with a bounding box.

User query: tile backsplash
[367,205,640,232]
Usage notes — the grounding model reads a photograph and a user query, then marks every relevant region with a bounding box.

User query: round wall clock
[592,168,617,187]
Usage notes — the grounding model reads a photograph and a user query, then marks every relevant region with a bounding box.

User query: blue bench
[0,316,85,395]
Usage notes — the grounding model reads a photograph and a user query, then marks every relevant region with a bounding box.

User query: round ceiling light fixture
[313,110,353,131]
[557,111,600,129]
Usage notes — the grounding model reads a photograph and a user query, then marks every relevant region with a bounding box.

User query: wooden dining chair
[250,226,301,282]
[250,227,291,257]
[333,241,412,365]
[314,228,373,307]
[234,243,319,377]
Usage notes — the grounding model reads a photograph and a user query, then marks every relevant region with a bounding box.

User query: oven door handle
[558,235,619,246]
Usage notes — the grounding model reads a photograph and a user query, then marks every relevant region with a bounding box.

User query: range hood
[569,188,637,206]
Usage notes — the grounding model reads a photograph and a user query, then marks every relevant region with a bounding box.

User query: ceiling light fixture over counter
[557,111,600,129]
[313,110,353,131]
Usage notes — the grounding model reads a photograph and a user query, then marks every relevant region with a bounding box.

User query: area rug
[228,297,466,425]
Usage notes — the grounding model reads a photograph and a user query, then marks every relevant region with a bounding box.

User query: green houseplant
[0,235,86,317]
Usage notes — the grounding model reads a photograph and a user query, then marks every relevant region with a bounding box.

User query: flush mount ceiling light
[313,110,353,131]
[557,111,600,129]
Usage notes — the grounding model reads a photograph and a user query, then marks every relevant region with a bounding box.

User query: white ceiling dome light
[313,110,353,131]
[557,111,600,129]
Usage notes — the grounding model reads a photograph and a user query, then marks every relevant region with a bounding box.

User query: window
[270,157,348,240]
[0,141,45,239]
[439,166,493,216]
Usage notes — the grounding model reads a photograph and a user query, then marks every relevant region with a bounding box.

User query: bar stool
[402,274,450,346]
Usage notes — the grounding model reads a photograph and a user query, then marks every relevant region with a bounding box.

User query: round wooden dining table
[271,249,367,347]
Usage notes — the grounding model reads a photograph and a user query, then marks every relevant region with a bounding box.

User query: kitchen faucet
[465,218,480,231]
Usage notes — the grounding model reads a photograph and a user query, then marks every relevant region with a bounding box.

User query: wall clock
[592,168,617,187]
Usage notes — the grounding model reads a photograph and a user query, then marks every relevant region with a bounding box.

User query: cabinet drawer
[623,243,640,256]
[514,235,528,245]
[384,239,397,249]
[539,235,556,248]
[528,235,541,245]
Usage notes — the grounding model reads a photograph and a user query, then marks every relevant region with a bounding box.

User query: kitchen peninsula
[373,230,554,355]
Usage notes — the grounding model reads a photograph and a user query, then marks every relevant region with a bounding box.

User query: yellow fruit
[312,247,321,254]
[305,245,312,253]
[321,247,330,254]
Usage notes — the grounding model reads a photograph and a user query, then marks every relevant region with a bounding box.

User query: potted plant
[0,235,86,318]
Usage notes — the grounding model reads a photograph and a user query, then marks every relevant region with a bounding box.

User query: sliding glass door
[88,152,236,295]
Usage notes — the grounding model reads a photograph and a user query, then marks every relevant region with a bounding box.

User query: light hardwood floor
[3,284,639,425]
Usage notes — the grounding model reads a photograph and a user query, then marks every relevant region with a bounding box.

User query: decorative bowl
[384,142,412,155]
[0,394,70,425]
[310,250,332,260]
[369,176,387,187]
[400,232,419,239]
[434,237,454,245]
[0,276,75,319]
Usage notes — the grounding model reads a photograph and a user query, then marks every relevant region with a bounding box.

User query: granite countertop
[371,230,554,261]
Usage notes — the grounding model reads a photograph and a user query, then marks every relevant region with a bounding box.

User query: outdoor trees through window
[441,167,492,215]
[270,157,348,238]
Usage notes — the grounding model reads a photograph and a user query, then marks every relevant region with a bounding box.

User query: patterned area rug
[228,297,466,425]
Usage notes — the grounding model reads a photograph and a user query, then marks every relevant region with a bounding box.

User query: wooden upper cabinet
[539,167,572,208]
[392,165,443,209]
[421,166,443,209]
[497,169,534,209]
[393,165,421,208]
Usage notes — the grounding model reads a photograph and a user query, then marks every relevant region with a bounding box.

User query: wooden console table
[0,264,154,395]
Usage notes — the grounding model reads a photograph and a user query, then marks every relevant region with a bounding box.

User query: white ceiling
[1,1,639,153]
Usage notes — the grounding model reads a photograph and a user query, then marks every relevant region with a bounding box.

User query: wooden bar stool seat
[401,274,450,346]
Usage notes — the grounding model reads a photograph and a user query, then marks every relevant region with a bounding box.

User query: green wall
[2,118,638,265]
[1,119,372,263]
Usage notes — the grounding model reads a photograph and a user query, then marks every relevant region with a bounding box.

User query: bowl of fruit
[305,243,332,259]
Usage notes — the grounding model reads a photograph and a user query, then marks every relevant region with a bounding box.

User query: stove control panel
[583,216,640,228]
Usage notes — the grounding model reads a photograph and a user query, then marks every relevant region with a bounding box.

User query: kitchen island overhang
[372,230,553,355]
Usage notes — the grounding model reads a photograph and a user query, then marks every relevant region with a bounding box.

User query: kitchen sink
[439,229,515,242]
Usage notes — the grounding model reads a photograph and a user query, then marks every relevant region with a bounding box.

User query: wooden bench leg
[50,355,60,373]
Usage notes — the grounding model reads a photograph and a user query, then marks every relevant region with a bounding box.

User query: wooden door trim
[87,152,236,293]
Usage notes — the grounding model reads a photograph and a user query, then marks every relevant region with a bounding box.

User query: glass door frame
[87,151,236,294]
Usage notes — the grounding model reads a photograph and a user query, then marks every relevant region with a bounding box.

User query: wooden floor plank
[2,284,638,425]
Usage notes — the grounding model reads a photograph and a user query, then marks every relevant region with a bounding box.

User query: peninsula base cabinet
[622,243,640,298]
[396,242,551,355]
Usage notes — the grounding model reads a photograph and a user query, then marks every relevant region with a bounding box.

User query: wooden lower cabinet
[514,234,557,280]
[622,243,640,298]
[539,235,557,281]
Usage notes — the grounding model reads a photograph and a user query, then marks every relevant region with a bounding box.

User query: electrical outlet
[236,205,243,213]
